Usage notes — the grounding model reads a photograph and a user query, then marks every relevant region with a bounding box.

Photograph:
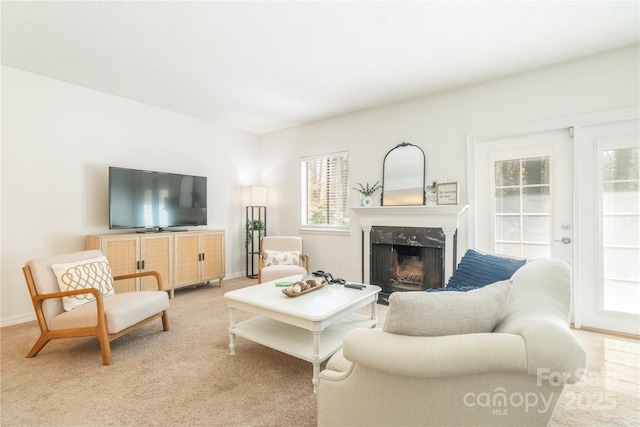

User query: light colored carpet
[1,277,638,426]
[548,329,640,427]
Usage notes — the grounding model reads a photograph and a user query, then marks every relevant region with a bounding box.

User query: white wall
[1,66,260,325]
[2,45,638,326]
[259,45,639,282]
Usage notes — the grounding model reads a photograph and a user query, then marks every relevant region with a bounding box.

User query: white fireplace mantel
[351,205,468,285]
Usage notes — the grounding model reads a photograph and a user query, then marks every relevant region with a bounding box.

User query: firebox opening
[391,245,424,291]
[369,226,447,304]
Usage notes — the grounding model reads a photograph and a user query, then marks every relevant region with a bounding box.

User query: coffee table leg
[229,307,237,355]
[370,298,378,323]
[312,330,321,393]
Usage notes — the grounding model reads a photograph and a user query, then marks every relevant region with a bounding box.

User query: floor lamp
[245,186,267,279]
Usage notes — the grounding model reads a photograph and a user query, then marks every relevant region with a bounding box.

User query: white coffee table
[224,276,381,392]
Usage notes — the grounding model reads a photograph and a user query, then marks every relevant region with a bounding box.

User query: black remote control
[344,283,365,290]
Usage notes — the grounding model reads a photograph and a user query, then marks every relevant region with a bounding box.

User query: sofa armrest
[340,328,528,378]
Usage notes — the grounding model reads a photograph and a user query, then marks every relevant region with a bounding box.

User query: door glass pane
[523,187,550,212]
[522,244,550,260]
[495,242,520,255]
[523,216,551,242]
[601,147,639,314]
[495,215,520,241]
[495,160,521,186]
[495,188,520,213]
[522,157,550,185]
[494,156,551,258]
[603,215,638,246]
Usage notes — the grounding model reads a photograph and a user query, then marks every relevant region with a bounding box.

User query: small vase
[362,196,373,207]
[426,181,438,206]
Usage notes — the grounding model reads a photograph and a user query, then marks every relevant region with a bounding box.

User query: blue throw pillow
[427,285,478,293]
[444,249,525,290]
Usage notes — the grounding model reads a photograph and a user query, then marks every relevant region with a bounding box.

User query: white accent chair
[318,259,587,426]
[23,250,170,365]
[258,236,309,283]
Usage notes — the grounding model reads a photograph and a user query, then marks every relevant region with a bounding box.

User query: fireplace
[370,226,446,304]
[351,205,468,303]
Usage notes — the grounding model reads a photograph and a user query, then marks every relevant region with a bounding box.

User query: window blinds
[300,151,350,228]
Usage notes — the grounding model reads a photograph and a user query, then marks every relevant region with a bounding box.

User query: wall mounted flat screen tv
[109,166,207,230]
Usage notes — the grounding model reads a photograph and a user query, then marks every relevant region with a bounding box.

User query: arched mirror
[381,142,425,206]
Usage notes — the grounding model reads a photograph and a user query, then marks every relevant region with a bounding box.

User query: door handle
[555,237,572,244]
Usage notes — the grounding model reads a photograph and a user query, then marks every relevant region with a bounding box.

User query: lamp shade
[247,186,267,206]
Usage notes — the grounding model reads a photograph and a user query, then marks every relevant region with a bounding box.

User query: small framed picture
[436,182,459,205]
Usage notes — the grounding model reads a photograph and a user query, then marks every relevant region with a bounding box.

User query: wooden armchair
[258,236,309,283]
[23,250,170,365]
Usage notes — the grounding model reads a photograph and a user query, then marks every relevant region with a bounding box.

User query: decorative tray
[281,279,327,297]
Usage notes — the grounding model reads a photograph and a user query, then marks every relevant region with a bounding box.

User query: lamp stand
[246,205,267,278]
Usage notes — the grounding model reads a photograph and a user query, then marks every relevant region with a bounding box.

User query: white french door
[472,128,574,266]
[575,119,639,336]
[470,115,639,336]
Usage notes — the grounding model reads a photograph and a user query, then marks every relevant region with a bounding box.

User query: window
[493,156,551,258]
[601,146,639,314]
[301,151,349,229]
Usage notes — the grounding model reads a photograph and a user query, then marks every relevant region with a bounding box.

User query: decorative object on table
[381,142,426,206]
[275,281,294,287]
[352,181,381,207]
[436,182,459,205]
[245,186,267,278]
[312,270,346,284]
[425,180,438,205]
[281,277,328,297]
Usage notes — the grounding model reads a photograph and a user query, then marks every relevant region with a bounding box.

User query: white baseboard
[1,312,36,328]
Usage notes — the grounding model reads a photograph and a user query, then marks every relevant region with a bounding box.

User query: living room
[1,2,639,426]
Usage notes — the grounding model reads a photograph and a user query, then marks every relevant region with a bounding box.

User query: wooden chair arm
[257,252,264,283]
[301,254,310,273]
[114,271,164,291]
[32,287,101,303]
[32,288,106,322]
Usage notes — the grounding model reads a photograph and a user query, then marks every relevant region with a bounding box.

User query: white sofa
[317,258,587,427]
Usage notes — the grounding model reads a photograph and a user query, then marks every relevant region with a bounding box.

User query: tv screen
[109,167,207,230]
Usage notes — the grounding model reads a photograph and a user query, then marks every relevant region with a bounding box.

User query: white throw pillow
[51,256,115,311]
[383,280,512,337]
[262,249,300,267]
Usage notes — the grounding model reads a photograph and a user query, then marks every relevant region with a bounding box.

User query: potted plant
[245,219,266,248]
[352,181,381,207]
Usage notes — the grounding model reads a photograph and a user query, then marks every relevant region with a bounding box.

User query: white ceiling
[2,1,639,134]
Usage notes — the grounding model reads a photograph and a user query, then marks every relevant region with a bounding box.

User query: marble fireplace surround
[352,205,468,285]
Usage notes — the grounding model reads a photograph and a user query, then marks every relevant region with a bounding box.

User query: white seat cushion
[49,291,169,334]
[260,265,308,283]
